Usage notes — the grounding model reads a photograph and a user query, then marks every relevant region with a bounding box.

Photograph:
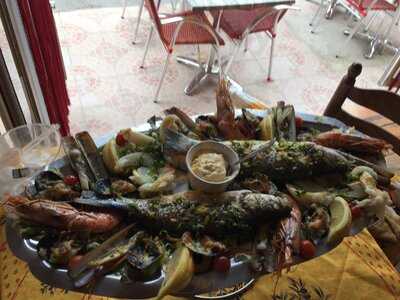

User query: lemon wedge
[259,114,274,141]
[156,245,194,300]
[102,139,122,175]
[327,196,352,246]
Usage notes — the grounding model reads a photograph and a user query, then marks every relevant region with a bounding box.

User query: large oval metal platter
[5,111,380,299]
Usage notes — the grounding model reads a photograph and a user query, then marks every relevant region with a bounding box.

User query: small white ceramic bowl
[186,141,240,193]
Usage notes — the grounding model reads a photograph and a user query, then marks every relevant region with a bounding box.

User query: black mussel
[35,170,64,191]
[94,178,112,196]
[182,232,226,273]
[125,238,163,282]
[37,232,82,267]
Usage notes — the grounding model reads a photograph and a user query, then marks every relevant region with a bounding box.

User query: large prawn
[275,195,301,268]
[216,80,247,140]
[315,130,392,154]
[4,195,121,233]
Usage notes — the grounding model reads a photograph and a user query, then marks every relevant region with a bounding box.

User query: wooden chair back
[324,63,400,155]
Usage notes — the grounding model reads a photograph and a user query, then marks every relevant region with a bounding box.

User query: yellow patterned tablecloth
[1,215,400,300]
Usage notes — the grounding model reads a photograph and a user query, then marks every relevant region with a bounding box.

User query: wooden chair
[325,63,400,267]
[324,63,400,155]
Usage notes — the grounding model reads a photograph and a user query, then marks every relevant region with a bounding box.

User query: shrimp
[3,195,121,233]
[315,130,392,154]
[277,195,301,267]
[216,80,247,140]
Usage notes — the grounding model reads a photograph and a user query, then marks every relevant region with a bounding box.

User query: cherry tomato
[68,255,84,270]
[213,256,231,273]
[351,206,362,219]
[295,116,303,129]
[64,175,79,186]
[299,240,316,259]
[116,132,127,146]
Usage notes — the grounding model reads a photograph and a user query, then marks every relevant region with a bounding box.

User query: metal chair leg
[121,0,128,19]
[133,0,145,44]
[267,37,275,81]
[382,8,400,45]
[336,0,379,57]
[310,0,324,26]
[336,18,365,57]
[310,0,327,33]
[363,12,378,32]
[225,40,244,75]
[154,52,172,103]
[140,27,154,68]
[170,0,177,12]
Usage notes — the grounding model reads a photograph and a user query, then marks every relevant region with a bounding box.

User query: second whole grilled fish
[74,190,292,238]
[163,129,351,182]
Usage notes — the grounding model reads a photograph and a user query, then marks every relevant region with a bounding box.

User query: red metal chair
[334,0,398,57]
[140,0,224,102]
[210,5,297,81]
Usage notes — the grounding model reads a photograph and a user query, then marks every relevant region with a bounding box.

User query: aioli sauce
[191,153,227,182]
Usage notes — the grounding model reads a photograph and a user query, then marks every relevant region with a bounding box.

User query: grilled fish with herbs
[74,190,291,238]
[163,129,351,182]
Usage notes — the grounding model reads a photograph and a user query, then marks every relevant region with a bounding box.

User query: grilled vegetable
[88,231,144,267]
[182,232,226,273]
[125,237,164,281]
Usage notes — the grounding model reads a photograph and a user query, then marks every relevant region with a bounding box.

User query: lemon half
[156,245,194,300]
[327,196,352,246]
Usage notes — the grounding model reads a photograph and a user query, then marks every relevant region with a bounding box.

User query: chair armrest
[160,16,185,24]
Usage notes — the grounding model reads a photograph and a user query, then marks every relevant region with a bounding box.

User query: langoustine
[4,195,121,233]
[315,130,392,154]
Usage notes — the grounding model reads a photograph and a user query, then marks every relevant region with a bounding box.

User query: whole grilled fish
[163,129,351,182]
[74,190,291,238]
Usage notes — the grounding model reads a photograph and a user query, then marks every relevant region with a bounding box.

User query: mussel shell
[182,232,227,273]
[94,178,112,196]
[125,239,163,281]
[35,170,64,191]
[182,232,225,257]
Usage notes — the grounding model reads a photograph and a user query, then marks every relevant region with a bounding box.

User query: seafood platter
[3,82,399,299]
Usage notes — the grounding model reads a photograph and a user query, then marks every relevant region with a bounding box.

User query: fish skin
[163,129,350,182]
[74,190,292,238]
[240,141,350,182]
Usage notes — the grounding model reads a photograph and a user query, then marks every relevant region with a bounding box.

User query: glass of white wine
[0,124,61,198]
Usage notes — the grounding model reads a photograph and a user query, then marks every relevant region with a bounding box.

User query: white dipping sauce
[191,153,227,182]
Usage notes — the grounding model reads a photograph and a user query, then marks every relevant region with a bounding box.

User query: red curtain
[17,0,70,136]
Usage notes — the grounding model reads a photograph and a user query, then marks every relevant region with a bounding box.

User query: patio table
[175,0,295,103]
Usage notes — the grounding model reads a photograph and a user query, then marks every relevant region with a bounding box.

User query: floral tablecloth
[1,214,399,300]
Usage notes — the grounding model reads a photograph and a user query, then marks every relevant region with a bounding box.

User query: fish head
[162,129,198,170]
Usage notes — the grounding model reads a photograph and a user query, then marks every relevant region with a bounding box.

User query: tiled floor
[53,0,400,170]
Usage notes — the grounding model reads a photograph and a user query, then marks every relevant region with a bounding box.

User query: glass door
[0,0,46,134]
